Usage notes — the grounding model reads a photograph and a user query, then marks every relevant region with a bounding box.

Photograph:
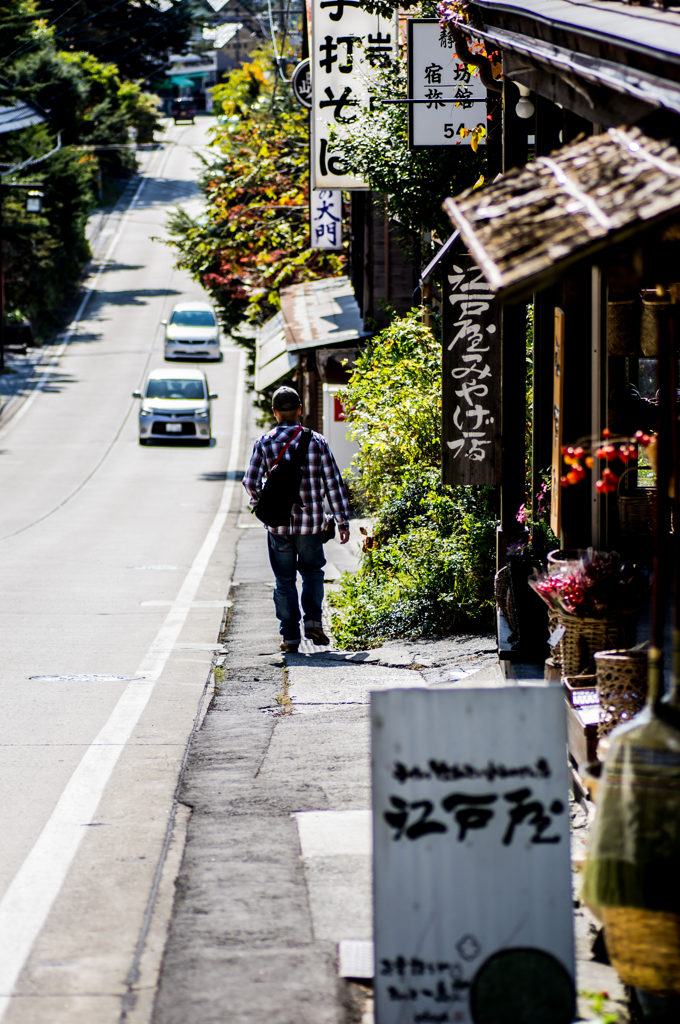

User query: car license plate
[166,423,182,433]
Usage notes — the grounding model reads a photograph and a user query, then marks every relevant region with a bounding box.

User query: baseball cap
[272,385,301,411]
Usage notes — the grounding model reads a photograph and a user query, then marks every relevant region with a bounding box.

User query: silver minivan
[163,302,220,360]
[133,368,217,445]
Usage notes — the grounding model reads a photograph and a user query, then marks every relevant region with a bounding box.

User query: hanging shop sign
[372,686,575,1024]
[311,0,395,189]
[442,254,501,486]
[408,20,487,149]
[310,189,343,249]
[292,58,312,109]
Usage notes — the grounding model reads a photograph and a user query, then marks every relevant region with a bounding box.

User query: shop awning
[255,276,369,392]
[443,125,680,301]
[255,313,297,392]
[169,76,196,88]
[280,276,369,351]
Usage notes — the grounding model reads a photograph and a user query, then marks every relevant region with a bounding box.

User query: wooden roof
[443,126,680,300]
[471,0,680,64]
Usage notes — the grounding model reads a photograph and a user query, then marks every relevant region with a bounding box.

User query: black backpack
[255,427,313,528]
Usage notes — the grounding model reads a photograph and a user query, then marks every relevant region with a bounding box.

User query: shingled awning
[443,125,680,301]
[255,276,369,392]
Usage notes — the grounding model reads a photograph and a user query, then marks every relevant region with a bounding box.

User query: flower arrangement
[529,550,647,620]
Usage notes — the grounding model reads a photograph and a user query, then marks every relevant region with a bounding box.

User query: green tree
[334,53,485,247]
[0,0,162,335]
[340,310,441,509]
[165,49,345,354]
[41,0,198,81]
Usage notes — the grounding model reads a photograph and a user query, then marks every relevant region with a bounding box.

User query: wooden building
[446,0,680,553]
[440,0,680,672]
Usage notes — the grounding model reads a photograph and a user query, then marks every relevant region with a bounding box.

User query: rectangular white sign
[310,189,343,248]
[408,19,487,148]
[312,0,395,189]
[372,687,575,1024]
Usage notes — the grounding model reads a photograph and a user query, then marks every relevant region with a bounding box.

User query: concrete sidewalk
[151,525,628,1024]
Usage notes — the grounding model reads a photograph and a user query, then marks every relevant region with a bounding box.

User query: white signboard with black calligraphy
[372,687,575,1024]
[442,254,501,487]
[408,20,487,149]
[311,0,395,189]
[310,189,343,249]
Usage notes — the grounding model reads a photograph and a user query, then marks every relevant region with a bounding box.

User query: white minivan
[163,302,220,361]
[133,367,217,445]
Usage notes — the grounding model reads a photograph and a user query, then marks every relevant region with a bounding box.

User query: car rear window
[170,310,215,327]
[146,379,206,400]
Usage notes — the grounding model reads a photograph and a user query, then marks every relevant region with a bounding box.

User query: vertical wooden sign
[442,255,501,485]
[550,308,565,537]
[372,687,575,1024]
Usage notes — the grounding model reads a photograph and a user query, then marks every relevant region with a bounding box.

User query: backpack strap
[292,428,313,464]
[270,425,302,469]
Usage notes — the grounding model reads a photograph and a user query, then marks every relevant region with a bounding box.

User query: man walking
[243,385,351,653]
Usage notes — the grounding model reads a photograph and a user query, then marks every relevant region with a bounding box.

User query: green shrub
[330,471,498,649]
[330,311,499,648]
[341,310,441,510]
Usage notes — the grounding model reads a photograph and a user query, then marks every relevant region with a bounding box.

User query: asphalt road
[0,117,247,1024]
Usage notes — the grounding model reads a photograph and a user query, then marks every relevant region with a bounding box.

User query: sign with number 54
[408,19,487,148]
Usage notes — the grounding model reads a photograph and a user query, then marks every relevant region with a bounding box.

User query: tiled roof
[443,125,680,299]
[0,103,46,135]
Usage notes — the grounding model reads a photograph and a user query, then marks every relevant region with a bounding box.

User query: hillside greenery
[0,0,164,337]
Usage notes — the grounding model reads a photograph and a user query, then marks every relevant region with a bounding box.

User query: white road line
[0,348,246,1018]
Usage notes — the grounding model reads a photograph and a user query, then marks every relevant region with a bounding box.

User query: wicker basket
[600,906,680,992]
[595,649,647,737]
[557,612,628,677]
[617,467,656,537]
[608,298,640,356]
[640,288,670,357]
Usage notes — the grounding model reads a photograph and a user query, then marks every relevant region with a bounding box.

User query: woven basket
[617,467,657,537]
[640,289,670,357]
[608,298,640,356]
[557,612,627,677]
[600,906,680,992]
[595,649,647,737]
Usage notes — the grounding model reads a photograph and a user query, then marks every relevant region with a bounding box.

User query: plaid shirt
[243,423,351,535]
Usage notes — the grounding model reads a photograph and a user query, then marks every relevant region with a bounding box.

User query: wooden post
[532,286,559,525]
[502,78,528,174]
[500,301,527,536]
[535,95,561,158]
[559,270,594,549]
[591,266,608,549]
[499,78,529,547]
[350,192,366,316]
[550,308,565,538]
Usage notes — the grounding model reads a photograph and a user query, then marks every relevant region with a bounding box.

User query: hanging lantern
[26,190,43,213]
[515,83,535,119]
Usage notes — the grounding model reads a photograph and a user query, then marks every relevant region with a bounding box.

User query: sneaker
[280,639,299,653]
[304,621,330,646]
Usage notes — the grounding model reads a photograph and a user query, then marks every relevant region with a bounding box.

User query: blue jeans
[267,532,326,641]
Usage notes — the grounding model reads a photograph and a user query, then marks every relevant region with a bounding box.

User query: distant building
[211,22,261,78]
